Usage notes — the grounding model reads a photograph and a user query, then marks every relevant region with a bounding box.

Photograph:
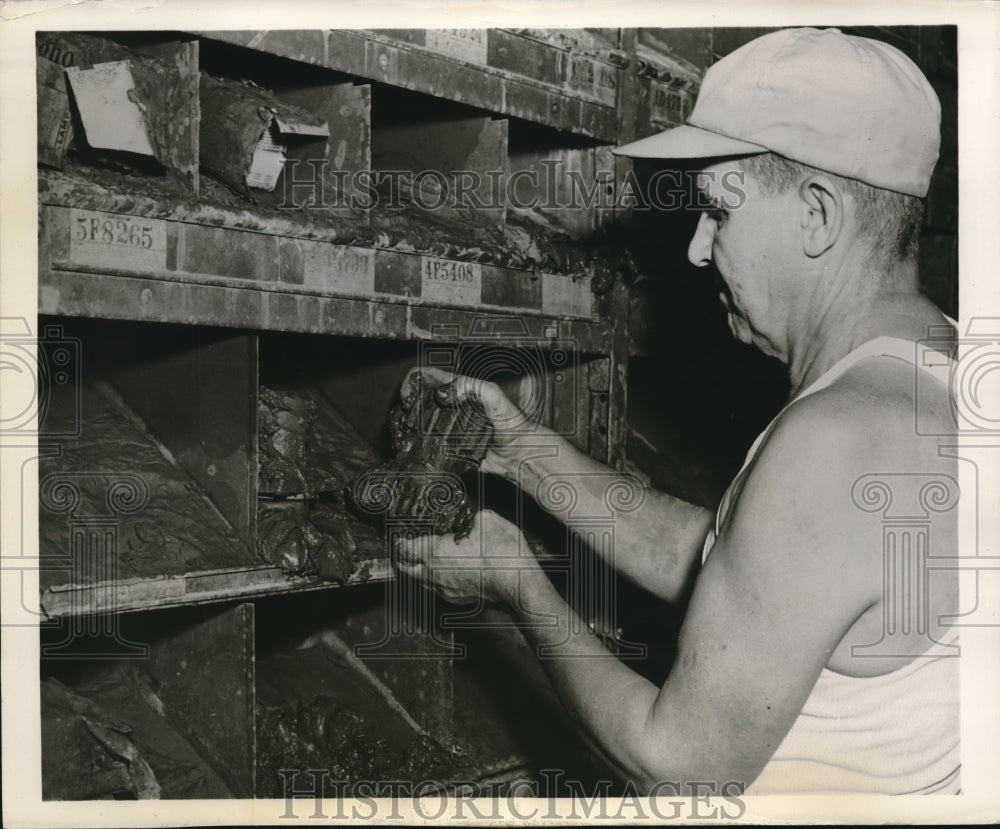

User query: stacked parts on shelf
[256,384,384,581]
[38,381,250,592]
[255,643,460,796]
[199,74,330,198]
[352,373,493,539]
[41,667,232,800]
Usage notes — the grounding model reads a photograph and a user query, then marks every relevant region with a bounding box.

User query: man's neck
[783,260,936,398]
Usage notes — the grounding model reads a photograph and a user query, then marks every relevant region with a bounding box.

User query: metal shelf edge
[195,29,621,142]
[40,558,393,618]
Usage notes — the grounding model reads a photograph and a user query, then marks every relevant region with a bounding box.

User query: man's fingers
[394,557,422,578]
[401,368,517,418]
[399,368,533,451]
[392,541,427,580]
[400,366,455,406]
[393,534,427,564]
[447,375,526,432]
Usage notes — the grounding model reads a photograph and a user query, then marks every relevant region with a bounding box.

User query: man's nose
[687,213,715,267]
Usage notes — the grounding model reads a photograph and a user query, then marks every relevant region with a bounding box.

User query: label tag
[541,274,593,318]
[420,257,482,306]
[650,80,684,125]
[69,208,167,271]
[425,29,488,64]
[594,62,619,106]
[304,244,375,294]
[567,56,618,106]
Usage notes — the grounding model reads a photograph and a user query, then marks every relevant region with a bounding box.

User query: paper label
[69,209,167,271]
[420,257,482,306]
[541,274,593,318]
[650,80,684,125]
[425,29,488,64]
[304,244,375,294]
[66,62,155,157]
[568,56,618,106]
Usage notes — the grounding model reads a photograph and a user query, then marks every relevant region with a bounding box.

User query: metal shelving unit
[36,27,706,799]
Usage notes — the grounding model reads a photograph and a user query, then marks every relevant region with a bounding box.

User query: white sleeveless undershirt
[702,334,961,795]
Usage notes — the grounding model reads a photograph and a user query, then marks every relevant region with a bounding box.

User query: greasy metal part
[199,74,330,201]
[353,374,493,538]
[144,602,256,798]
[256,493,370,582]
[255,380,389,583]
[256,383,380,500]
[198,30,622,142]
[108,331,258,546]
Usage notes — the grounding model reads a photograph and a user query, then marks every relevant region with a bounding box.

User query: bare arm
[399,395,887,790]
[491,423,713,602]
[402,367,713,602]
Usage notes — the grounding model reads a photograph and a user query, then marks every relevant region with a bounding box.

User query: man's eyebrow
[703,192,727,210]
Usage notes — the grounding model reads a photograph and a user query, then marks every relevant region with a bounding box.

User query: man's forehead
[694,158,747,192]
[687,158,761,211]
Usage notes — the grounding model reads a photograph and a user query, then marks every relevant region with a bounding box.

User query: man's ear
[798,174,844,258]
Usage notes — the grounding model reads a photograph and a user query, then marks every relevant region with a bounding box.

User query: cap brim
[613,124,769,159]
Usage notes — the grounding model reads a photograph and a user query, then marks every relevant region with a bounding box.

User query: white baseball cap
[614,28,941,197]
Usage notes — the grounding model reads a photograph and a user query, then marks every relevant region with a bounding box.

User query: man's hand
[397,366,714,605]
[398,367,532,477]
[394,509,540,606]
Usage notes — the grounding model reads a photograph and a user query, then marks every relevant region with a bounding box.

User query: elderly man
[397,28,959,795]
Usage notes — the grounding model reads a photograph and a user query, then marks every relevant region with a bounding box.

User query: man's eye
[706,207,728,226]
